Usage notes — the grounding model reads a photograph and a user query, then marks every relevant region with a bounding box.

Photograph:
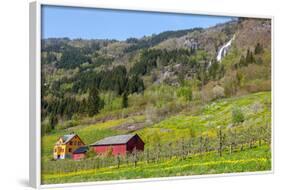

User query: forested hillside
[41,18,270,133]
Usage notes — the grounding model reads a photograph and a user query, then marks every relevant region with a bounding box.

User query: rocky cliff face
[234,18,271,51]
[154,20,238,59]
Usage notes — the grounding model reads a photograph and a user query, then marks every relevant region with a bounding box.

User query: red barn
[90,134,144,156]
[72,146,89,160]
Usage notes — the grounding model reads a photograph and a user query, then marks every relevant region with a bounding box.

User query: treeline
[56,47,92,69]
[42,39,117,69]
[128,48,225,87]
[124,28,203,52]
[42,38,114,54]
[42,65,145,133]
[130,48,196,76]
[41,86,104,133]
[72,65,144,95]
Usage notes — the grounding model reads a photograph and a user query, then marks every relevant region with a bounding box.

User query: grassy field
[139,91,271,147]
[42,145,271,184]
[41,91,271,184]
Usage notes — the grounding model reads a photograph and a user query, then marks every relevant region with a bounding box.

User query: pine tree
[250,51,255,63]
[122,91,128,108]
[49,114,58,130]
[88,87,101,116]
[239,55,246,67]
[246,49,255,64]
[254,43,263,54]
[246,49,251,63]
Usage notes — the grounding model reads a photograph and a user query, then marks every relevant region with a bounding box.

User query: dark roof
[60,134,76,144]
[90,134,136,146]
[73,146,89,154]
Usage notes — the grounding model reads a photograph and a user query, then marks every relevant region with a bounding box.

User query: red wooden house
[72,146,89,160]
[89,134,144,156]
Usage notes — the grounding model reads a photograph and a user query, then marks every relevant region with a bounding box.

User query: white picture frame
[29,0,274,188]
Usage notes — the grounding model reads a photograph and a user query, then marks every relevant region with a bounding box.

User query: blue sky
[42,5,234,40]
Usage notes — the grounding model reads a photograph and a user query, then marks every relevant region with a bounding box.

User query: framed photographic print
[29,0,273,188]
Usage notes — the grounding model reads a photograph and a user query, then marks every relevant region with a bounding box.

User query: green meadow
[42,145,271,184]
[41,91,271,184]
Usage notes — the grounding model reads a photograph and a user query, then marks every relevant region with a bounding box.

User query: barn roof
[59,134,76,144]
[90,134,136,146]
[73,146,89,154]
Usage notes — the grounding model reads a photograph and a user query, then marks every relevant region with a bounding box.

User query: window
[74,141,76,146]
[78,142,81,146]
[61,149,64,153]
[70,142,73,145]
[69,148,72,153]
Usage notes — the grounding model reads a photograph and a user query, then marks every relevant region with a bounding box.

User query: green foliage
[238,55,247,67]
[130,49,192,76]
[177,86,192,101]
[86,149,97,158]
[220,45,240,67]
[73,66,122,94]
[223,72,240,97]
[122,92,129,108]
[124,28,202,52]
[42,117,53,134]
[232,106,245,124]
[208,61,225,80]
[41,52,58,65]
[41,37,70,52]
[128,75,145,94]
[254,43,264,54]
[245,49,255,64]
[212,85,225,100]
[49,114,58,130]
[88,87,103,116]
[101,92,123,112]
[57,47,91,69]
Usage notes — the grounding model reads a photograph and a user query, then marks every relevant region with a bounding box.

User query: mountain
[40,17,271,133]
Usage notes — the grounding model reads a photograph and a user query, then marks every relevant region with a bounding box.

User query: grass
[139,91,271,146]
[42,145,271,184]
[41,91,271,183]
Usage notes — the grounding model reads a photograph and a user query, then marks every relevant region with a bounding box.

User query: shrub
[232,106,245,124]
[41,118,52,134]
[177,86,192,101]
[212,85,225,100]
[86,149,97,158]
[222,72,239,97]
[201,81,216,102]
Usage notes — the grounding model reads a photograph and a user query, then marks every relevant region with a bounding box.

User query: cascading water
[207,35,235,69]
[216,35,235,62]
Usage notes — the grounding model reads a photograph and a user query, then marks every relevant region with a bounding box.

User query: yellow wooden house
[53,134,85,159]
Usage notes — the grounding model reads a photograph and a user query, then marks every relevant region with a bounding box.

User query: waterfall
[207,61,212,69]
[216,35,235,62]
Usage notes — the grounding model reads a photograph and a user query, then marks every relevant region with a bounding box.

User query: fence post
[117,154,120,169]
[217,126,223,157]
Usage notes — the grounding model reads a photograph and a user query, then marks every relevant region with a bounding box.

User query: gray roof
[90,134,136,146]
[73,146,89,154]
[61,134,76,144]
